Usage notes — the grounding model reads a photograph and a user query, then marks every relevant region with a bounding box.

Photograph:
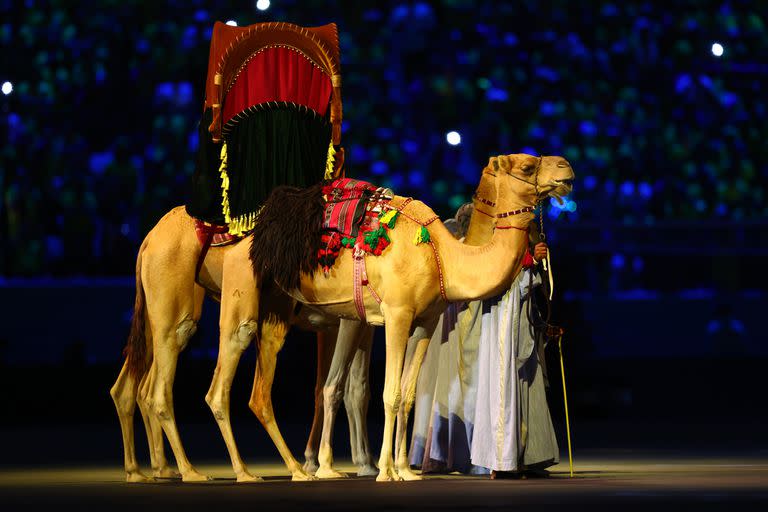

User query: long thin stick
[558,335,574,477]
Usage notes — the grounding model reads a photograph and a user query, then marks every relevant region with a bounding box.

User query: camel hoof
[236,472,264,483]
[153,467,181,479]
[126,471,154,483]
[315,467,349,479]
[182,469,212,483]
[357,464,379,477]
[397,467,423,481]
[376,467,403,482]
[303,459,319,475]
[291,470,318,482]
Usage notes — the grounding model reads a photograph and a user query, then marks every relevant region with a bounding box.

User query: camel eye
[521,164,535,174]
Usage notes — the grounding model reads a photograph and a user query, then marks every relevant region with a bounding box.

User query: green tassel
[341,236,357,247]
[413,225,430,245]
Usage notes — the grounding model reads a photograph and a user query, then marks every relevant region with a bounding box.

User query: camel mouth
[546,180,573,205]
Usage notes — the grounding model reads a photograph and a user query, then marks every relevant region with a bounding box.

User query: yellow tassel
[219,142,233,228]
[380,209,397,225]
[413,226,423,245]
[324,139,336,180]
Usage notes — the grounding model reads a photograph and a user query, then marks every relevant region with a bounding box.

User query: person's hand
[533,242,548,262]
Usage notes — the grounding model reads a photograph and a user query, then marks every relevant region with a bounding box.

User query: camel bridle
[473,156,544,229]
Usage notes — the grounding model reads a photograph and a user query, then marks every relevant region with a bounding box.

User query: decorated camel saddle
[187,21,345,251]
[251,176,443,321]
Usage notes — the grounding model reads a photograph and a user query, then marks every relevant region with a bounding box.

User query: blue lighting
[486,87,509,102]
[89,151,114,175]
[584,175,597,190]
[611,253,625,269]
[675,74,692,93]
[503,33,518,46]
[579,120,597,136]
[620,181,635,196]
[409,170,425,187]
[370,160,389,175]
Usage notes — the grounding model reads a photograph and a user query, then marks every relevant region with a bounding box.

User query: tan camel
[111,153,573,483]
[109,161,499,483]
[215,153,574,481]
[304,166,503,479]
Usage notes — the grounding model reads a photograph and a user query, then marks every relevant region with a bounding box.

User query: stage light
[226,20,238,26]
[1,81,12,95]
[446,131,461,145]
[711,42,724,57]
[256,0,270,11]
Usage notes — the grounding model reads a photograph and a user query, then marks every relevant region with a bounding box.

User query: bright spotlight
[711,42,724,57]
[256,0,270,11]
[446,131,461,146]
[1,81,12,95]
[225,20,238,26]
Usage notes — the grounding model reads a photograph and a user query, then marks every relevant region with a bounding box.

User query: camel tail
[124,240,149,378]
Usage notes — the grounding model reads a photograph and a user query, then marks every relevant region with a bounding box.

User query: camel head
[488,154,575,208]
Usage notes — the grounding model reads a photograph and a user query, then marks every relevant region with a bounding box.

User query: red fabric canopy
[222,46,333,126]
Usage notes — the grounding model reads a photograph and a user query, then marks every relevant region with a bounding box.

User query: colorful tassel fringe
[413,225,430,245]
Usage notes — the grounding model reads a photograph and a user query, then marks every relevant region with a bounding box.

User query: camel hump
[388,196,440,227]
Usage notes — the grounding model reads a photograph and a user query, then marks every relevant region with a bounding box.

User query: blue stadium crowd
[1,0,766,277]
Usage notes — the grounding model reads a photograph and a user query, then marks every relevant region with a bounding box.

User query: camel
[109,161,499,482]
[227,153,575,481]
[305,165,504,478]
[111,153,573,483]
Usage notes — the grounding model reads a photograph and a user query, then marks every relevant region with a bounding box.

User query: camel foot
[236,472,264,483]
[357,463,379,477]
[126,471,154,483]
[315,466,349,479]
[291,469,318,482]
[181,469,213,482]
[396,466,422,481]
[303,458,319,475]
[376,466,403,482]
[153,466,181,479]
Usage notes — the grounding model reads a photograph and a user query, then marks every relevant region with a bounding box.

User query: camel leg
[144,321,209,482]
[344,324,378,476]
[394,323,435,480]
[137,371,179,479]
[315,319,361,479]
[376,305,414,482]
[303,329,336,474]
[110,361,152,483]
[206,286,262,482]
[249,296,316,481]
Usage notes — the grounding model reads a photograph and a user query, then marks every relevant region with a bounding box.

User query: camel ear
[487,156,499,174]
[498,154,514,172]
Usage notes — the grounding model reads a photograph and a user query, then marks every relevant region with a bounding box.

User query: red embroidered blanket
[321,178,391,237]
[318,178,395,272]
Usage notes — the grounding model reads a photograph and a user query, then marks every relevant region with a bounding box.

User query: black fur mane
[249,182,326,291]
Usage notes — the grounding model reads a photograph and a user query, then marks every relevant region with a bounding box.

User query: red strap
[353,254,367,321]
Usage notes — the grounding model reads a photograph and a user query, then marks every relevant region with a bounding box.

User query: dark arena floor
[2,454,767,511]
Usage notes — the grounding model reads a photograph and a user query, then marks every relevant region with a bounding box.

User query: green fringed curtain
[186,105,331,226]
